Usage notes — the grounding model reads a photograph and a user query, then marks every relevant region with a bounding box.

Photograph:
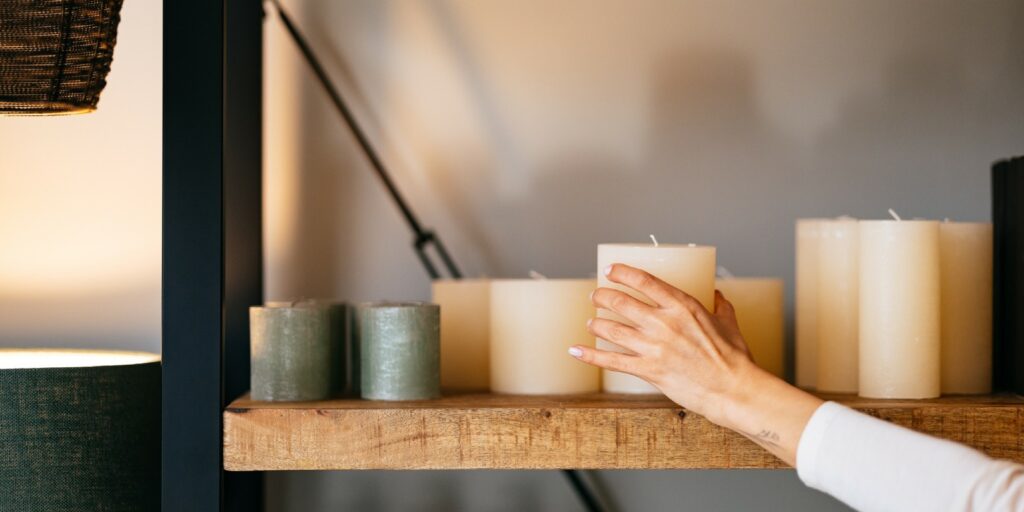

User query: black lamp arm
[268,0,461,280]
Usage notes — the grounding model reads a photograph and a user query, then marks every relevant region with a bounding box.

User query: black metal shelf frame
[162,0,263,510]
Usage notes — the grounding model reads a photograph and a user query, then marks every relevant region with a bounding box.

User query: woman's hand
[569,263,823,466]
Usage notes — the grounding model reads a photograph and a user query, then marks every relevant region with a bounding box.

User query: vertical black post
[162,0,225,510]
[224,0,265,510]
[993,156,1024,394]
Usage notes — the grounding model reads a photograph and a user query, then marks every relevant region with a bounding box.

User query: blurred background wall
[0,0,161,353]
[264,0,1022,510]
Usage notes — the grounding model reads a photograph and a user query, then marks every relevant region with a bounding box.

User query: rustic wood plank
[223,393,1024,471]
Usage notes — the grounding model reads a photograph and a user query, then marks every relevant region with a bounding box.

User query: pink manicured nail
[568,347,583,358]
[603,265,613,276]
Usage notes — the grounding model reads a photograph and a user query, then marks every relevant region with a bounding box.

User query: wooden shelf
[223,392,1024,471]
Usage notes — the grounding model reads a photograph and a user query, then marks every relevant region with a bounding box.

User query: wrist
[712,360,776,432]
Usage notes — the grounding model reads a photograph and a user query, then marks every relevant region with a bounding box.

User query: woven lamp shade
[0,0,124,115]
[0,349,160,511]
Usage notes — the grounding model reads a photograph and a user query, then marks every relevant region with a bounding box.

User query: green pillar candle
[250,302,332,401]
[356,302,440,401]
[267,300,351,396]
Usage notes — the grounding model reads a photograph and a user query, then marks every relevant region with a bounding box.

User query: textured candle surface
[250,304,332,401]
[357,302,440,401]
[940,222,993,394]
[816,219,860,393]
[597,243,716,393]
[796,219,824,389]
[266,300,349,396]
[490,279,599,394]
[859,220,940,399]
[716,278,784,378]
[432,279,490,391]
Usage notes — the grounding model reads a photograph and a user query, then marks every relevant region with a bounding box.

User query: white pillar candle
[489,279,599,394]
[597,243,716,393]
[940,221,993,394]
[816,218,860,393]
[432,279,490,391]
[859,219,941,399]
[716,278,785,378]
[795,219,824,389]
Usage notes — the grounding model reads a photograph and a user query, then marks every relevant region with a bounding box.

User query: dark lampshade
[0,349,160,511]
[0,0,125,115]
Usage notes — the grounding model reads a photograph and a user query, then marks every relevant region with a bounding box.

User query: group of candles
[249,242,787,401]
[436,243,785,395]
[250,300,441,401]
[796,214,993,398]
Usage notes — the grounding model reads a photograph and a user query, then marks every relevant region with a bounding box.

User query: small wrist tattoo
[756,429,781,443]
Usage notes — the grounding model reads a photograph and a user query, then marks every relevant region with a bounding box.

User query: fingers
[568,344,644,376]
[586,317,652,355]
[591,287,655,325]
[605,264,704,314]
[603,264,677,307]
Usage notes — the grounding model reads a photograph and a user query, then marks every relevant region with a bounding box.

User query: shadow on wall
[480,47,795,279]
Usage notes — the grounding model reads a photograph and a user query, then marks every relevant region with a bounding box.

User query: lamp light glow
[0,348,159,369]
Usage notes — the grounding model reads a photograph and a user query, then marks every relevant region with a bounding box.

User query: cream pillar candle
[432,279,491,391]
[796,219,824,389]
[816,218,860,393]
[716,278,785,378]
[490,279,599,394]
[597,243,716,393]
[859,219,941,399]
[940,221,993,394]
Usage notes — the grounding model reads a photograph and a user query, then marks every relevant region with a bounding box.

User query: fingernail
[589,290,595,301]
[568,347,584,358]
[586,318,593,327]
[603,265,613,276]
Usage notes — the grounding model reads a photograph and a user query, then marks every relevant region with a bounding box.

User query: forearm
[710,363,823,466]
[797,401,1024,512]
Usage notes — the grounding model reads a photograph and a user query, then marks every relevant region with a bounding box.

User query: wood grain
[223,392,1024,471]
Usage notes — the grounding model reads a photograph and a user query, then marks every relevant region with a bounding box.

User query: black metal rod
[563,469,606,512]
[269,0,460,279]
[268,2,601,510]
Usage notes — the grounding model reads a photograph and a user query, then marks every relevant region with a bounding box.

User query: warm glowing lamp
[0,0,125,115]
[0,348,160,510]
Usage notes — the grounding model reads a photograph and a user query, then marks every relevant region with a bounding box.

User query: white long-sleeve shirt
[796,401,1024,512]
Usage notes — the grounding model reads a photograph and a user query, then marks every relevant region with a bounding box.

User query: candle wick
[716,266,736,279]
[528,270,548,280]
[888,208,903,221]
[649,234,659,247]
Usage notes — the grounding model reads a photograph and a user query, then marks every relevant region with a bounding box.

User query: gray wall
[264,0,1023,510]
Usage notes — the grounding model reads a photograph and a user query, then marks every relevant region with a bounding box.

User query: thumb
[713,290,752,357]
[714,290,738,327]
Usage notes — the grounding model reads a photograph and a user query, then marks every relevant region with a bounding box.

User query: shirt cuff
[796,400,845,487]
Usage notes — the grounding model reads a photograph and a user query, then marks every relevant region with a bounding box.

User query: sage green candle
[356,302,440,400]
[250,302,332,401]
[267,300,350,396]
